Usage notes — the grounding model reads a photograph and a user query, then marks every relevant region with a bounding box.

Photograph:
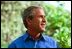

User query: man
[8,6,59,48]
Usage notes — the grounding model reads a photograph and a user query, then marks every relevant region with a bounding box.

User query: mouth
[41,23,46,27]
[41,24,45,26]
[41,23,46,25]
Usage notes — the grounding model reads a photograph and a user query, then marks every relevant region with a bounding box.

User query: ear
[26,18,32,25]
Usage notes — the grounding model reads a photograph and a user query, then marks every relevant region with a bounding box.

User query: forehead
[33,8,45,16]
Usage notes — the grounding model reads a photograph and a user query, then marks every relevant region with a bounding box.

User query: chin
[40,25,46,32]
[38,26,46,33]
[40,28,45,32]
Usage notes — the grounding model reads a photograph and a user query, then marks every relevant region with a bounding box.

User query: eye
[39,15,45,18]
[40,15,43,18]
[44,16,45,18]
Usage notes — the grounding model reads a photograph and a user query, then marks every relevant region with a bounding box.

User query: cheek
[34,21,40,26]
[36,19,42,25]
[32,17,42,26]
[33,19,41,26]
[38,18,42,25]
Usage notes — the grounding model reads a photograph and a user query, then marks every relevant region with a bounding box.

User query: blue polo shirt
[8,31,59,48]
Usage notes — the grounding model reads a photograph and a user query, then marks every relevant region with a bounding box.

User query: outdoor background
[1,1,71,48]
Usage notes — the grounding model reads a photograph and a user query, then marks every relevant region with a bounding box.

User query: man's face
[28,8,46,33]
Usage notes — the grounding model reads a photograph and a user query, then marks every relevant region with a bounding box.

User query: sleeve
[8,42,16,48]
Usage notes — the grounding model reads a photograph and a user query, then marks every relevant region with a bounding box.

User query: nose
[42,17,46,23]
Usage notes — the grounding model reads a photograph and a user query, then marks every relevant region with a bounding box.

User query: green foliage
[42,3,71,48]
[1,1,27,48]
[1,1,71,48]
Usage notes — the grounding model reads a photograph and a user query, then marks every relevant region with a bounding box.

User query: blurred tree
[42,2,71,48]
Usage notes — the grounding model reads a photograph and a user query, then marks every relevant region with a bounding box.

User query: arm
[8,42,16,48]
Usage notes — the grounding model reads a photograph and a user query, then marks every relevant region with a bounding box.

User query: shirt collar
[42,34,48,41]
[22,31,46,41]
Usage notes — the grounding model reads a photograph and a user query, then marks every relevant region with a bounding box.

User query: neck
[27,29,41,40]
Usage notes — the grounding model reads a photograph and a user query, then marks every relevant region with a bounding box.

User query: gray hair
[21,6,42,28]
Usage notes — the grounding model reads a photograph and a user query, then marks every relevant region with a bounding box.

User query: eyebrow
[39,15,45,17]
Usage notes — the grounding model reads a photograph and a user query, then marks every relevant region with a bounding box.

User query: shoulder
[43,34,55,40]
[42,34,57,44]
[42,34,59,48]
[8,33,26,48]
